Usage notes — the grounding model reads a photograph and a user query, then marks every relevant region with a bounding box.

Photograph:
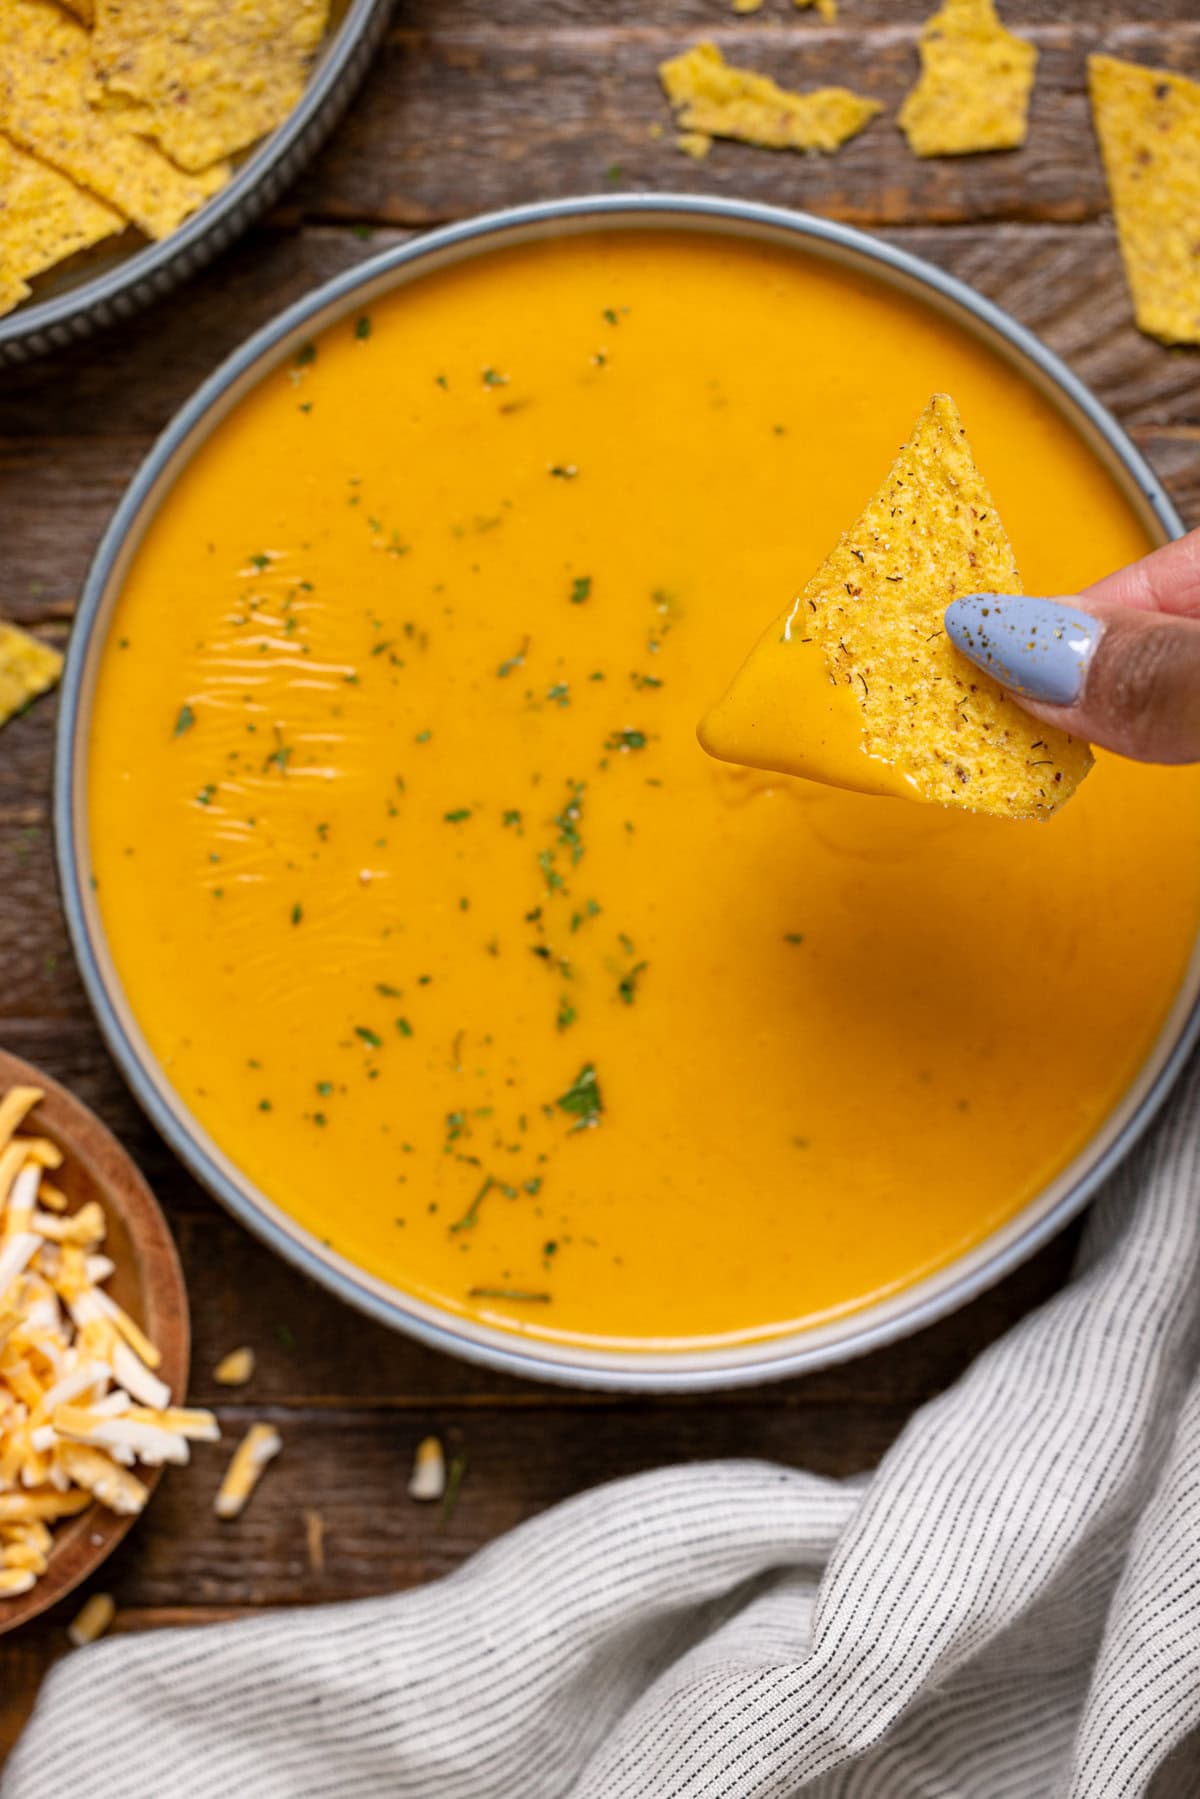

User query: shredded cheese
[408,1434,446,1502]
[67,1589,116,1646]
[0,1084,219,1605]
[213,1346,255,1386]
[214,1422,281,1519]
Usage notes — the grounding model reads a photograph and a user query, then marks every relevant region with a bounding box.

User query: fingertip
[944,594,1103,705]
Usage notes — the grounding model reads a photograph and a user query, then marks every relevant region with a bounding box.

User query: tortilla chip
[90,0,330,173]
[0,272,32,318]
[0,132,123,287]
[0,0,230,239]
[1088,55,1200,347]
[717,397,1090,818]
[660,42,880,155]
[57,0,93,21]
[898,0,1036,156]
[0,622,63,727]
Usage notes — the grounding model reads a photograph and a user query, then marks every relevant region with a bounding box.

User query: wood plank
[403,3,1200,24]
[288,16,1200,230]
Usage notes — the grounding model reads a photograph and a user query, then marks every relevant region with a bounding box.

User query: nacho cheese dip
[87,231,1200,1352]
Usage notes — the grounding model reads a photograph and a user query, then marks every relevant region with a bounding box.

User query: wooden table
[3,0,1195,1758]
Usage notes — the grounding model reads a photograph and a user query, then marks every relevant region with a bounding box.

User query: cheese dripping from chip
[698,395,1093,820]
[0,1084,218,1601]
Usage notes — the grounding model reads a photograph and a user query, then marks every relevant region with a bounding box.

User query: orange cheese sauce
[87,231,1200,1350]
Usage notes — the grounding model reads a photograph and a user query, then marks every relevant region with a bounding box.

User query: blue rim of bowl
[55,194,1200,1391]
[0,0,394,364]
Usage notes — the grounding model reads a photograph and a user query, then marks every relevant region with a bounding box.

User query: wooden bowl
[0,1049,189,1635]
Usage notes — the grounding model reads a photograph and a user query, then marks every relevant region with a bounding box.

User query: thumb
[944,592,1200,765]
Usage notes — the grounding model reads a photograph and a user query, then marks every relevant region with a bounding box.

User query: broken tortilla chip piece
[659,41,880,155]
[1088,55,1200,347]
[90,0,331,173]
[898,0,1036,157]
[0,0,230,239]
[0,621,63,727]
[732,1,837,15]
[0,132,123,288]
[699,396,1091,820]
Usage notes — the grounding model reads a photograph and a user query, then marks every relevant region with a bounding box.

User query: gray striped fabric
[6,1058,1200,1799]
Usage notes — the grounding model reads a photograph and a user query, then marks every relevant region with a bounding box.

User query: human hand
[944,528,1200,764]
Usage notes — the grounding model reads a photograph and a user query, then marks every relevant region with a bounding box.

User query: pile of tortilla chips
[0,0,330,318]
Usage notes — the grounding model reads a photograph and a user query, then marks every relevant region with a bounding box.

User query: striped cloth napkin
[6,1057,1200,1799]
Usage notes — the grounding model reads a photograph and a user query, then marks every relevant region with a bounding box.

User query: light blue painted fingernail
[944,594,1104,705]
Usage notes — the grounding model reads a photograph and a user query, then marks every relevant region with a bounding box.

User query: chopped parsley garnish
[173,703,196,737]
[606,729,647,752]
[450,1175,493,1234]
[784,933,806,945]
[497,637,529,678]
[546,681,570,708]
[435,373,448,389]
[355,315,372,340]
[376,981,402,997]
[570,576,592,604]
[396,1017,413,1037]
[468,1288,550,1303]
[294,343,317,368]
[549,464,577,480]
[555,1063,603,1131]
[537,850,564,893]
[502,809,523,830]
[355,1026,382,1049]
[248,552,271,570]
[291,903,303,926]
[444,808,472,823]
[264,743,292,773]
[482,367,508,387]
[617,961,648,1005]
[556,997,577,1033]
[554,782,586,863]
[316,1081,333,1096]
[195,784,217,806]
[602,307,620,326]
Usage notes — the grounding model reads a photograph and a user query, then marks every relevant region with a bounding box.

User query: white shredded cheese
[408,1435,446,1502]
[0,1085,219,1605]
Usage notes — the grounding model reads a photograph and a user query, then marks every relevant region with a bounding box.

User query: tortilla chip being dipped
[899,0,1037,157]
[0,621,63,727]
[659,41,880,157]
[90,0,331,174]
[698,395,1092,820]
[1088,55,1200,347]
[0,0,230,240]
